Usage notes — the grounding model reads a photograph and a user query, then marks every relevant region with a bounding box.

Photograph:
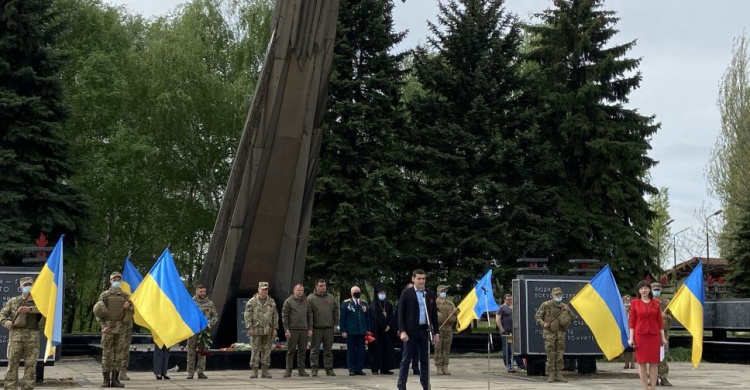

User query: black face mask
[352,292,361,299]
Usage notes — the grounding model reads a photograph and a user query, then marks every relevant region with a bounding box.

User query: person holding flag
[93,271,134,388]
[1,277,46,390]
[535,287,576,383]
[119,255,143,381]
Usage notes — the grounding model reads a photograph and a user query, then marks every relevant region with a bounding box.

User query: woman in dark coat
[369,283,396,375]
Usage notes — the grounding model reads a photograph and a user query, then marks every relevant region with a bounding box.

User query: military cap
[551,287,563,295]
[651,282,662,289]
[258,281,269,289]
[19,277,34,285]
[437,285,448,292]
[110,271,122,279]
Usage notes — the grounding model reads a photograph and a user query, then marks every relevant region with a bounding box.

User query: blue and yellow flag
[30,235,64,362]
[130,248,207,347]
[456,270,499,332]
[666,263,705,367]
[570,264,629,360]
[121,255,143,295]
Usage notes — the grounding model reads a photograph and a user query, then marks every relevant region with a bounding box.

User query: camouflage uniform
[434,286,457,375]
[187,296,218,378]
[94,274,134,388]
[119,312,133,380]
[1,290,45,390]
[652,282,672,386]
[244,283,278,379]
[534,287,576,383]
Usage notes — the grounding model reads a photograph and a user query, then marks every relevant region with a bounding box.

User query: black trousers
[368,331,395,373]
[398,328,430,390]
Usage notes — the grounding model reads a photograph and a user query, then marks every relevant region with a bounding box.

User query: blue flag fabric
[122,255,143,295]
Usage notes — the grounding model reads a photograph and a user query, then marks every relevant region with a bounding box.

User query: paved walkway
[23,356,750,389]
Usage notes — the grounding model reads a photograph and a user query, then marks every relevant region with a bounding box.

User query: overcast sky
[107,0,750,260]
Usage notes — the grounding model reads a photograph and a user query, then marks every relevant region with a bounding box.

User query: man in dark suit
[397,269,439,390]
[340,285,370,376]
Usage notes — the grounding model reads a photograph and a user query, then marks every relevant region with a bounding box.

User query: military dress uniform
[187,296,218,379]
[652,282,673,387]
[339,296,370,375]
[244,282,279,379]
[93,272,134,388]
[434,285,458,375]
[534,287,576,383]
[1,277,45,390]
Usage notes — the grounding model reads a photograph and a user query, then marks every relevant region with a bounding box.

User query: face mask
[378,293,386,301]
[439,292,447,298]
[554,297,563,303]
[22,286,32,294]
[352,292,361,299]
[653,290,661,297]
[111,281,122,289]
[625,303,631,308]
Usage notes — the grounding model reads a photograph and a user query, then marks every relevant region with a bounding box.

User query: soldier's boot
[659,377,673,387]
[250,368,259,379]
[311,369,318,377]
[197,373,208,379]
[110,371,125,388]
[187,373,194,379]
[120,371,130,380]
[547,370,556,383]
[298,369,310,377]
[443,365,451,375]
[435,365,444,375]
[102,372,111,387]
[325,368,336,376]
[284,368,292,378]
[261,365,272,378]
[555,371,568,383]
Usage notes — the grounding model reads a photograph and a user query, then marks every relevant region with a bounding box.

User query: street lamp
[706,209,723,275]
[657,219,675,267]
[672,227,690,285]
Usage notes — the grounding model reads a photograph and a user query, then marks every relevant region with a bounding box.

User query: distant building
[665,257,729,299]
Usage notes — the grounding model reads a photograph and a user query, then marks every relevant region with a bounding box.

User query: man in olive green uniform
[282,283,313,377]
[93,271,134,388]
[307,279,339,377]
[534,287,576,383]
[652,282,673,387]
[187,285,218,379]
[434,285,457,375]
[1,277,45,390]
[244,281,279,379]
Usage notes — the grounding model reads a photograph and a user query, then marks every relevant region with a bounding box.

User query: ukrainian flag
[666,262,705,367]
[570,264,629,360]
[121,255,143,295]
[130,248,207,347]
[456,270,499,332]
[30,235,64,362]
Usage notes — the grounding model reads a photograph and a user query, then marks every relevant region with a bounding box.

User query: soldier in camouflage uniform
[93,271,134,388]
[186,285,218,379]
[119,308,133,381]
[244,281,279,379]
[652,282,672,387]
[1,277,45,390]
[434,285,457,375]
[534,287,576,383]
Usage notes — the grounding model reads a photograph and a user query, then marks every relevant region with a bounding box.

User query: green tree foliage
[0,0,89,261]
[307,0,409,290]
[525,0,659,286]
[55,0,273,332]
[647,187,673,270]
[403,0,556,290]
[726,208,750,296]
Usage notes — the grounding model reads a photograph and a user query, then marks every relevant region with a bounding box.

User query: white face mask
[111,281,122,289]
[439,292,447,298]
[653,290,661,297]
[22,286,32,294]
[378,293,386,301]
[554,297,563,303]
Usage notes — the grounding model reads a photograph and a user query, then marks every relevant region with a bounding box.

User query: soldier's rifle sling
[438,307,459,331]
[11,295,31,325]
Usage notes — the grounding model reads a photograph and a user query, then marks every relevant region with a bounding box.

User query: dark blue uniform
[340,299,370,374]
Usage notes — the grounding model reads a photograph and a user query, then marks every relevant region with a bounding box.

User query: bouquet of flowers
[364,331,376,345]
[197,328,212,356]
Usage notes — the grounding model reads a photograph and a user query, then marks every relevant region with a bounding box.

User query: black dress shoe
[356,371,367,376]
[156,375,162,380]
[163,375,171,380]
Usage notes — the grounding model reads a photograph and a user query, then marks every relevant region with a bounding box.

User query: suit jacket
[628,298,663,335]
[397,287,439,337]
[340,298,370,335]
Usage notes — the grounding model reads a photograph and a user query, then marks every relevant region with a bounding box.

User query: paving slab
[17,356,750,389]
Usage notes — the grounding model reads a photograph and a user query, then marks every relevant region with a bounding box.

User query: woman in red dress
[628,280,667,390]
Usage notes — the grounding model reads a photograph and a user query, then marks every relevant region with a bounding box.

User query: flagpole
[482,287,492,390]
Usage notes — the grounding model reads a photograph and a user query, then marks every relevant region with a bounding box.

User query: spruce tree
[307,0,408,289]
[404,0,556,288]
[0,0,88,261]
[525,0,659,285]
[726,208,750,297]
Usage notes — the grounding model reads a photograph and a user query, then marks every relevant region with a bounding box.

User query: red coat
[628,298,663,335]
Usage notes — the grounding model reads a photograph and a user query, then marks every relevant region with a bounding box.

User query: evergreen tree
[404,0,556,289]
[726,208,750,297]
[307,0,408,290]
[525,0,659,286]
[0,0,89,261]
